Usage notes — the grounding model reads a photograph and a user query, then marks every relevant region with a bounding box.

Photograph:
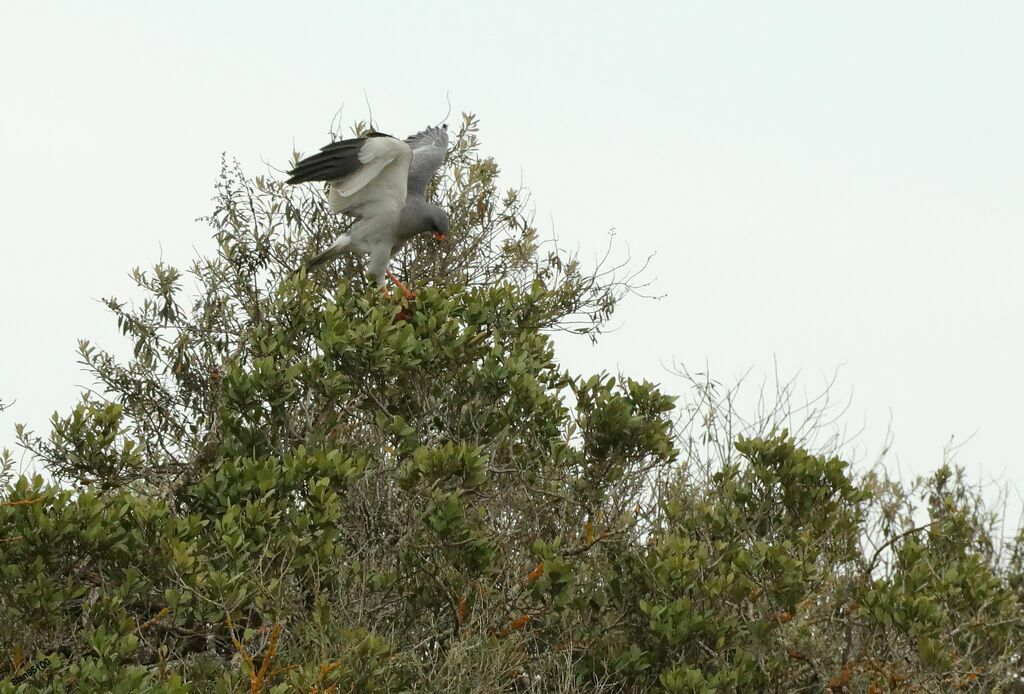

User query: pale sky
[1,2,1022,518]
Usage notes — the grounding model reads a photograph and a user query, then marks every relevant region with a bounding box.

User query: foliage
[2,115,1022,692]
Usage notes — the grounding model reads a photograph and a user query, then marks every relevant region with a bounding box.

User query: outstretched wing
[404,124,449,197]
[287,132,400,184]
[287,133,412,217]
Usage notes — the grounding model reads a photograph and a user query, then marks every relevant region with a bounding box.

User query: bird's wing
[286,137,363,184]
[287,132,390,184]
[404,124,449,197]
[288,134,412,218]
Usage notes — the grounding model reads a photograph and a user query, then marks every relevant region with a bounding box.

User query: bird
[286,124,450,298]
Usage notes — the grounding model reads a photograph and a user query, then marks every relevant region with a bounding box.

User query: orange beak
[433,232,446,241]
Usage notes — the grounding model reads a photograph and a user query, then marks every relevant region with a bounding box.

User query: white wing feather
[328,137,413,216]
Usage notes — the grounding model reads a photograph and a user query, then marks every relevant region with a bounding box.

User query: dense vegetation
[2,116,1021,692]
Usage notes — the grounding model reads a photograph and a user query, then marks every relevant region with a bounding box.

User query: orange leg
[386,271,416,300]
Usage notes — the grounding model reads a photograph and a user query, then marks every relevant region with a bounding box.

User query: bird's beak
[433,232,446,242]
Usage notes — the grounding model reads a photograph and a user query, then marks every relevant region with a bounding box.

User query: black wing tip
[288,130,398,184]
[287,168,333,185]
[285,168,311,184]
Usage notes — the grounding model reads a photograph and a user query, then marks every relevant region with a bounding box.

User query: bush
[2,115,1021,692]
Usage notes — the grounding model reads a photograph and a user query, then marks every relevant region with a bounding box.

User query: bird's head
[426,206,450,242]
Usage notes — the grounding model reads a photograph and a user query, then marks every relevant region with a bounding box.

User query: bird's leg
[386,270,416,300]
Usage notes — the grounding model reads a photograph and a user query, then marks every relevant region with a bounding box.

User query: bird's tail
[293,236,352,276]
[305,247,338,271]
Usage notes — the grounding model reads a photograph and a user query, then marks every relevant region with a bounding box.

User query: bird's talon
[386,270,418,302]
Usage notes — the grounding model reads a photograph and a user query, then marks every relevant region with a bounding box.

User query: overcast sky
[1,2,1021,516]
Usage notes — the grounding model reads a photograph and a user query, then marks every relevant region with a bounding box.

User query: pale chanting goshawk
[287,124,450,297]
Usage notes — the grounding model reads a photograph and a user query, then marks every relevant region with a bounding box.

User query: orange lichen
[526,562,544,583]
[140,607,170,631]
[227,615,283,693]
[510,614,531,630]
[10,644,25,672]
[827,662,852,688]
[0,496,45,507]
